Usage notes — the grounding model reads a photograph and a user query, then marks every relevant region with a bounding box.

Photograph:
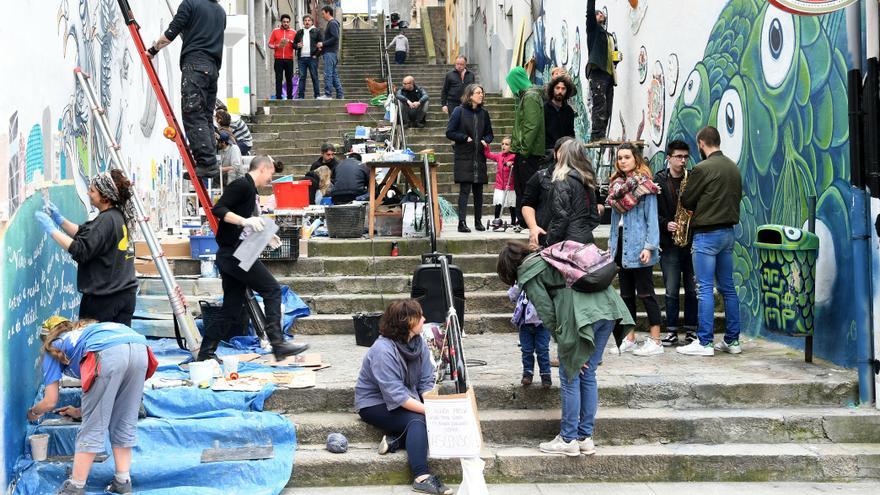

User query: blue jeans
[692,228,741,345]
[659,245,697,331]
[358,404,429,477]
[519,324,551,376]
[558,319,614,442]
[298,57,320,98]
[322,52,344,98]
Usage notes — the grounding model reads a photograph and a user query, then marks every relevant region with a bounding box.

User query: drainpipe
[846,2,875,406]
[248,0,257,113]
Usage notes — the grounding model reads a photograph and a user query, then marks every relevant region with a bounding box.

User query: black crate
[260,227,300,261]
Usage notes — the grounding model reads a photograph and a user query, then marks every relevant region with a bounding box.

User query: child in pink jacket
[484,137,517,230]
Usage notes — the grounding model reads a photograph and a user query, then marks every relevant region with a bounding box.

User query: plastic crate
[272,178,311,208]
[189,235,219,259]
[260,227,300,261]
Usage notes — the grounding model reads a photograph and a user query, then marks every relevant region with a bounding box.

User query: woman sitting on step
[354,300,453,495]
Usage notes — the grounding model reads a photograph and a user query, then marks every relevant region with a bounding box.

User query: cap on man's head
[218,131,232,144]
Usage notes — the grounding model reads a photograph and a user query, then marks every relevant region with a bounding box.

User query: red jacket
[268,27,295,60]
[484,147,516,191]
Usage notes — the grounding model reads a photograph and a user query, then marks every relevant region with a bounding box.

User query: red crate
[272,179,310,208]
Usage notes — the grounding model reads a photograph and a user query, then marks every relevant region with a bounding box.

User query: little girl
[484,137,517,230]
[508,285,551,387]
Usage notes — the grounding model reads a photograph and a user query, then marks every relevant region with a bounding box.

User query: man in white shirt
[387,30,409,64]
[293,15,323,99]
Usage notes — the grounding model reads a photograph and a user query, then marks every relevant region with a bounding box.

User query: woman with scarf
[34,170,138,326]
[606,143,663,357]
[354,299,453,495]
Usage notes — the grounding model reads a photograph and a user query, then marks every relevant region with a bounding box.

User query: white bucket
[222,355,239,378]
[29,433,49,461]
[189,361,215,388]
[263,106,271,115]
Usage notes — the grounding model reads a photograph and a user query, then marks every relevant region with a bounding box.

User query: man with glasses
[655,140,698,347]
[310,143,339,179]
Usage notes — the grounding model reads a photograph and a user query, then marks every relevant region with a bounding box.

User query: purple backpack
[540,241,617,293]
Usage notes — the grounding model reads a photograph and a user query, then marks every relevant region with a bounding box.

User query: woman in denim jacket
[606,143,663,357]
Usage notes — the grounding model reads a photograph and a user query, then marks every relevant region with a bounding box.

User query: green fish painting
[655,0,856,365]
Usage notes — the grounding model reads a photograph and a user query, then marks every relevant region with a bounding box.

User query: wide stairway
[134,27,880,489]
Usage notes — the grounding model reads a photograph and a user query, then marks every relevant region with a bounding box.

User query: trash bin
[754,225,819,336]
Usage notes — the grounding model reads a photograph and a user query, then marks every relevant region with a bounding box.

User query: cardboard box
[134,238,192,259]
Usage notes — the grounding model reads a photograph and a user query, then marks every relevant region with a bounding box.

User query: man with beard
[544,74,577,151]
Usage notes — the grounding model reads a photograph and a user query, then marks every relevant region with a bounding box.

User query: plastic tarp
[11,339,298,495]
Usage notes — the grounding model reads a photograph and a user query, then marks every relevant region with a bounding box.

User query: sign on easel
[769,0,859,15]
[424,387,483,459]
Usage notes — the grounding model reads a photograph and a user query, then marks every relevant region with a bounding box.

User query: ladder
[74,69,202,354]
[115,0,269,345]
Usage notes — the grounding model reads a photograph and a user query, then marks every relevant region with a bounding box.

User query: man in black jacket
[544,74,577,151]
[395,76,429,128]
[203,156,309,361]
[309,143,339,179]
[329,153,369,204]
[440,56,475,117]
[655,140,697,347]
[149,0,226,180]
[294,14,323,99]
[585,0,616,142]
[319,6,344,99]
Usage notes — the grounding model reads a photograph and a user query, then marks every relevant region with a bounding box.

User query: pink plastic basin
[346,102,368,115]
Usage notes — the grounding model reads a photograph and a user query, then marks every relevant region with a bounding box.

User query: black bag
[353,312,383,347]
[411,254,465,328]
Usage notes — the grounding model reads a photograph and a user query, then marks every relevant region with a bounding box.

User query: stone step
[259,96,512,107]
[290,407,880,445]
[253,126,514,143]
[288,442,880,486]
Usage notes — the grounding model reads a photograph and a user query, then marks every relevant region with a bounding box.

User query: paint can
[189,361,215,388]
[29,433,49,461]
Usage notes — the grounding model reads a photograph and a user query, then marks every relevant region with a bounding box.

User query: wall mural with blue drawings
[528,0,858,366]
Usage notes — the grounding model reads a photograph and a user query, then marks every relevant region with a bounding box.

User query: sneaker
[540,374,552,388]
[56,480,85,495]
[512,225,523,233]
[105,478,132,494]
[538,435,580,457]
[521,374,533,387]
[412,474,453,495]
[618,338,638,354]
[660,332,679,347]
[578,436,596,455]
[632,338,664,356]
[676,339,715,356]
[715,340,743,354]
[317,95,333,100]
[377,435,390,455]
[684,331,698,344]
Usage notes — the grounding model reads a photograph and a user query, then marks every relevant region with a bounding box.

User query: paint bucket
[199,255,218,278]
[29,433,49,461]
[263,106,271,115]
[222,355,239,379]
[189,361,214,388]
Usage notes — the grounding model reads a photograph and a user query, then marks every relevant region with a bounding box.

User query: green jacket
[517,254,634,378]
[511,87,546,157]
[680,150,742,232]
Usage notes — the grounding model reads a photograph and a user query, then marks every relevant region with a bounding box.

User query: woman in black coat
[446,83,494,233]
[545,139,601,246]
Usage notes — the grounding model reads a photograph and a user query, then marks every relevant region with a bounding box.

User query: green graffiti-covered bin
[754,225,819,336]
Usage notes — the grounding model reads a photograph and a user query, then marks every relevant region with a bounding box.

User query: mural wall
[455,0,863,367]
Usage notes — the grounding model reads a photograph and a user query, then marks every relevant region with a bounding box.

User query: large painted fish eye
[717,88,744,164]
[761,6,795,89]
[682,69,701,106]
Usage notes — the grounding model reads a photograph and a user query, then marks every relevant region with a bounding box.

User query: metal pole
[74,69,202,355]
[248,0,258,113]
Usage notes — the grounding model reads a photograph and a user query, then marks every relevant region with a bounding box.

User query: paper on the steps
[234,217,279,271]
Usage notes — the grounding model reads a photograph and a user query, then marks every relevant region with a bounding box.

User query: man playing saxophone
[655,140,698,347]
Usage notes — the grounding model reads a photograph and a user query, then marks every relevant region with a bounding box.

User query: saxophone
[672,170,692,247]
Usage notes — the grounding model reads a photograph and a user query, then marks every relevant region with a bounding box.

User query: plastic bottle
[390,242,399,257]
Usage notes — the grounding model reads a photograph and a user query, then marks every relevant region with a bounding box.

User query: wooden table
[367,160,440,239]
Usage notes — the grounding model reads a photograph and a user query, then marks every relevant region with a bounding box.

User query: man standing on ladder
[147,0,225,181]
[201,156,310,361]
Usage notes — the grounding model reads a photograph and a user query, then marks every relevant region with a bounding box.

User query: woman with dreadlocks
[35,169,138,325]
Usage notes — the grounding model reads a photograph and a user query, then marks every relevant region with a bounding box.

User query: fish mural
[655,0,855,364]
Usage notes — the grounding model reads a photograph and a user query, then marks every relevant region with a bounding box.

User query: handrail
[420,7,437,65]
[380,12,407,151]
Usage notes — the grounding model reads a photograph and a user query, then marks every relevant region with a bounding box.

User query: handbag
[540,240,617,292]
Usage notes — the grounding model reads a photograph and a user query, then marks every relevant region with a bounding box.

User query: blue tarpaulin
[11,339,298,494]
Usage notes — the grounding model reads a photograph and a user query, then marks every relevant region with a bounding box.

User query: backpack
[539,240,617,292]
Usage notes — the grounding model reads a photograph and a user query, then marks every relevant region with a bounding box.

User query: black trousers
[513,155,543,225]
[615,230,662,327]
[199,247,285,359]
[401,102,427,126]
[458,182,484,223]
[181,61,219,178]
[589,70,614,141]
[79,288,137,326]
[275,58,295,100]
[359,404,429,477]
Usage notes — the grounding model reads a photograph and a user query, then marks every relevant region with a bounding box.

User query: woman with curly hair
[35,169,138,325]
[354,299,452,495]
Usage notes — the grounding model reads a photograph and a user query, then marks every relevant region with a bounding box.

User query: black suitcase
[411,253,466,328]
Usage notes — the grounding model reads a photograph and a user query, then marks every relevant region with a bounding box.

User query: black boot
[196,338,220,361]
[457,221,471,233]
[474,219,486,231]
[272,341,310,360]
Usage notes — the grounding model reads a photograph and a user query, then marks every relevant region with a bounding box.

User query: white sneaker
[676,339,715,356]
[578,437,596,455]
[377,435,390,455]
[618,338,638,354]
[715,340,743,354]
[632,338,664,356]
[316,95,333,100]
[538,435,580,457]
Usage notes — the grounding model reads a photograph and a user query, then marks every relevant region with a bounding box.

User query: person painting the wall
[28,317,156,495]
[585,0,617,142]
[35,170,138,326]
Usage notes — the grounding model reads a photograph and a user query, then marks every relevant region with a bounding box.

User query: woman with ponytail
[35,169,138,325]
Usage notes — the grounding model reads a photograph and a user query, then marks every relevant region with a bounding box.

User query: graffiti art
[638,45,647,83]
[667,53,680,96]
[648,60,665,145]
